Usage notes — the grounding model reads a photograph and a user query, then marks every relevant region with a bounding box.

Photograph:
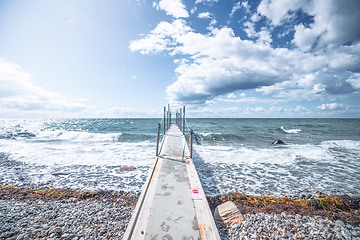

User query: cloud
[198,12,211,19]
[153,0,189,18]
[346,74,360,90]
[294,0,360,51]
[0,58,89,117]
[293,106,308,112]
[131,18,360,106]
[257,0,304,26]
[230,2,241,17]
[269,106,285,112]
[246,106,265,113]
[190,7,197,14]
[129,19,192,54]
[219,96,276,104]
[130,0,360,110]
[195,0,218,4]
[317,103,348,111]
[227,93,237,98]
[250,13,261,22]
[243,21,272,44]
[256,0,360,51]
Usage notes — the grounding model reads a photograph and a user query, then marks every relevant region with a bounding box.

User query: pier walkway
[123,125,220,240]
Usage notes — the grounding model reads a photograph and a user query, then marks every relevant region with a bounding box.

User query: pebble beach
[0,199,133,240]
[1,187,360,240]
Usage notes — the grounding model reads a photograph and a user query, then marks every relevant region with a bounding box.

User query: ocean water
[0,118,359,197]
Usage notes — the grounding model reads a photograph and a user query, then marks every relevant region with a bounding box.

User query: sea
[1,118,359,198]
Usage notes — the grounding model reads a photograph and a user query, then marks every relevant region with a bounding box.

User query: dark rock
[272,140,285,145]
[50,172,70,176]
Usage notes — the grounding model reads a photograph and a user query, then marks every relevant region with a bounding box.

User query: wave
[117,133,155,142]
[280,126,302,133]
[0,131,36,139]
[197,132,245,144]
[35,130,120,142]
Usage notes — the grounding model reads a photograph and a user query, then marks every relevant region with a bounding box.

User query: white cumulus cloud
[198,12,211,19]
[153,0,189,18]
[130,0,360,111]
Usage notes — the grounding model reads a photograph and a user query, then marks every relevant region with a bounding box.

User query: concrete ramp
[123,125,220,240]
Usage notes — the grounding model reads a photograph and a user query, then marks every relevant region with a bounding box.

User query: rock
[68,197,79,203]
[54,227,62,233]
[62,233,69,238]
[335,220,345,227]
[0,231,13,238]
[214,201,244,227]
[51,172,70,176]
[16,234,25,240]
[351,230,360,237]
[272,140,285,145]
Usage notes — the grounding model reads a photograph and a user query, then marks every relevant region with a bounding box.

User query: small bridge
[123,106,220,240]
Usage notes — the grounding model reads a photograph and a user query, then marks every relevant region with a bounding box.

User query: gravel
[218,212,360,240]
[1,198,360,239]
[0,199,134,240]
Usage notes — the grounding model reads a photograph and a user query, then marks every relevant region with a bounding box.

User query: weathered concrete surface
[123,125,220,240]
[145,126,200,239]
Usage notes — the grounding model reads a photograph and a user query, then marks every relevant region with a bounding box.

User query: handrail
[157,105,200,157]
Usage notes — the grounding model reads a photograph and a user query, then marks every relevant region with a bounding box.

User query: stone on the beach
[16,234,25,240]
[68,197,79,202]
[214,201,244,227]
[352,230,360,237]
[335,220,345,227]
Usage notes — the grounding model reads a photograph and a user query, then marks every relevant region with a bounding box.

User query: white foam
[281,126,302,133]
[199,132,222,137]
[194,139,360,196]
[36,130,120,142]
[322,139,360,151]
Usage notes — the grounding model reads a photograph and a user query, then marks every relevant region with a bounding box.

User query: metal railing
[156,104,187,156]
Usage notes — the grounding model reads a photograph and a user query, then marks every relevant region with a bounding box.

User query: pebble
[218,212,360,240]
[0,199,134,240]
[1,198,360,239]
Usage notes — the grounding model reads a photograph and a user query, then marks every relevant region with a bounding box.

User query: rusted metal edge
[186,157,221,240]
[122,134,167,240]
[180,132,221,240]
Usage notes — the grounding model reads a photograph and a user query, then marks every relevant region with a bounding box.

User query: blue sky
[0,0,359,118]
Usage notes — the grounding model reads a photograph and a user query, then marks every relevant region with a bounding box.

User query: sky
[0,0,360,118]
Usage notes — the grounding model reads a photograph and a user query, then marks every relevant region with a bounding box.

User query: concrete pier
[123,125,220,240]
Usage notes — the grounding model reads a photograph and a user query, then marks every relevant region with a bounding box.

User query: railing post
[183,106,185,135]
[167,104,170,130]
[163,107,166,135]
[167,111,169,131]
[179,108,182,132]
[190,129,193,158]
[156,123,160,156]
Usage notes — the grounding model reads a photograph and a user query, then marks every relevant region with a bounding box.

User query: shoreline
[1,186,360,239]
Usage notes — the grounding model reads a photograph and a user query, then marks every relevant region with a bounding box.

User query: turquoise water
[1,118,359,197]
